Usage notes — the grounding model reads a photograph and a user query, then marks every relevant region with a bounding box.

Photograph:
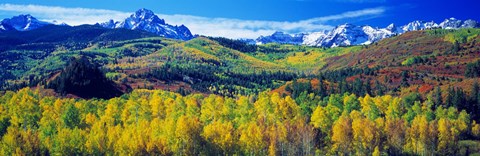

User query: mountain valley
[0,6,480,156]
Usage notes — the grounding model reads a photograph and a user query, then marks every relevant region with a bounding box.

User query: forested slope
[1,28,480,155]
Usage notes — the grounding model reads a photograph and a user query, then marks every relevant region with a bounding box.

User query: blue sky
[0,0,478,38]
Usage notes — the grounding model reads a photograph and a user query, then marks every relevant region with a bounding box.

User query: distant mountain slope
[99,8,194,40]
[256,18,480,47]
[0,24,157,48]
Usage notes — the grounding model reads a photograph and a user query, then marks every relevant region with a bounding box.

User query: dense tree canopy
[0,87,479,155]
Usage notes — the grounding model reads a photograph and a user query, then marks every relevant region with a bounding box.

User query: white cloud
[300,7,385,23]
[0,3,386,39]
[0,4,130,25]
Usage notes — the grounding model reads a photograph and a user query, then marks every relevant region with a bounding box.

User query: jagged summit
[128,8,166,25]
[99,8,193,40]
[0,14,51,32]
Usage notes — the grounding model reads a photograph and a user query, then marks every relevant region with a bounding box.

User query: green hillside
[1,27,480,99]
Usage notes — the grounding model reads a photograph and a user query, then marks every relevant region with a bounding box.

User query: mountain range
[0,8,194,40]
[256,17,480,47]
[0,9,478,47]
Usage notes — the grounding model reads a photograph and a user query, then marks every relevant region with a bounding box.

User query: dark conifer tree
[401,71,409,87]
[445,86,455,107]
[374,80,384,96]
[433,86,443,109]
[46,56,123,99]
[365,78,372,96]
[469,82,480,120]
[353,78,364,96]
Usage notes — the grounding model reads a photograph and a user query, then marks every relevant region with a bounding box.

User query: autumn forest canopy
[1,25,480,155]
[1,86,480,155]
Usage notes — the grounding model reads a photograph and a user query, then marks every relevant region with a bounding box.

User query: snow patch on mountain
[302,31,328,46]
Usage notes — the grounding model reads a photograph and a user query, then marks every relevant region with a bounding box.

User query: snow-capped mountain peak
[99,19,118,29]
[99,8,193,40]
[386,23,395,30]
[256,31,305,45]
[440,17,463,29]
[462,19,479,28]
[401,20,438,32]
[130,8,166,25]
[322,24,369,47]
[0,14,51,31]
[134,8,155,18]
